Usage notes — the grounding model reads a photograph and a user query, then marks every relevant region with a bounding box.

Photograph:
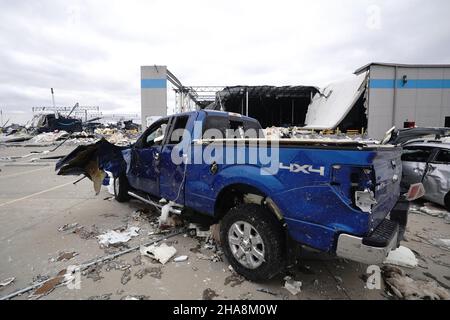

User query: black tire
[220,203,285,281]
[114,173,130,202]
[445,191,450,212]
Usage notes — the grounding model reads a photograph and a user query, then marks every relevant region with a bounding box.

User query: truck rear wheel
[114,173,130,202]
[220,203,285,281]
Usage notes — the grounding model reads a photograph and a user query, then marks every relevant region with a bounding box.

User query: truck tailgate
[370,147,402,231]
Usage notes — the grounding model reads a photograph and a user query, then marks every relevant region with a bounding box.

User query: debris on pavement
[188,223,210,238]
[97,227,140,247]
[384,246,418,268]
[382,266,450,300]
[104,260,131,272]
[29,269,67,299]
[202,288,219,300]
[0,277,15,288]
[283,276,302,295]
[54,251,78,262]
[224,274,245,287]
[410,202,450,223]
[140,243,177,265]
[84,265,103,282]
[73,225,100,239]
[132,255,142,266]
[88,293,112,300]
[431,239,450,250]
[134,266,162,279]
[57,222,79,232]
[256,288,278,296]
[120,269,131,285]
[121,295,149,300]
[173,255,188,262]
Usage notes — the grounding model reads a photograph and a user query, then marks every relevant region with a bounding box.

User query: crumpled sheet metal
[55,138,127,194]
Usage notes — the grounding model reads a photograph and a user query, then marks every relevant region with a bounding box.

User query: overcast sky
[1,0,450,123]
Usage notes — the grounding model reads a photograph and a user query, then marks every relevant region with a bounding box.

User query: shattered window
[433,149,450,164]
[168,116,189,144]
[142,120,168,148]
[401,147,434,163]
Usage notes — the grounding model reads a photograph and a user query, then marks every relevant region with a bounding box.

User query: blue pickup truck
[56,110,409,281]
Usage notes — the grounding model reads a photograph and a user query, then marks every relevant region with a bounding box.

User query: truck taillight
[331,165,376,213]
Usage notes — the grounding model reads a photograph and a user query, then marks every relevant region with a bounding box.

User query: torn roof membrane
[303,72,368,130]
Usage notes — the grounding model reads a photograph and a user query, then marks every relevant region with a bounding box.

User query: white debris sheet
[283,276,302,295]
[97,227,140,247]
[28,131,70,144]
[384,246,418,268]
[304,72,368,130]
[140,243,177,265]
[173,255,188,262]
[0,277,15,287]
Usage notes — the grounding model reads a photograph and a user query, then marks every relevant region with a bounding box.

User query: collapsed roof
[214,85,319,102]
[206,85,319,128]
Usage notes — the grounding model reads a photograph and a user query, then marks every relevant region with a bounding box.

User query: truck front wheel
[220,204,285,281]
[114,173,130,202]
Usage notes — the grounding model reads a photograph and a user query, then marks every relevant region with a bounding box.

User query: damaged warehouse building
[147,63,450,139]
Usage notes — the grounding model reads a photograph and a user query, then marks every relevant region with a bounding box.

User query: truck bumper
[336,219,399,265]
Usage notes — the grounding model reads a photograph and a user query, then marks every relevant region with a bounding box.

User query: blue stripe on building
[141,79,167,89]
[370,79,450,89]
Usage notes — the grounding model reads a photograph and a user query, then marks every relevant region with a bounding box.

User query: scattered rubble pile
[382,266,450,300]
[409,202,450,223]
[263,126,376,143]
[1,116,140,148]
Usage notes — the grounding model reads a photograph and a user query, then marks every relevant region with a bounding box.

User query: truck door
[401,146,434,188]
[422,148,450,205]
[128,118,169,196]
[159,115,191,204]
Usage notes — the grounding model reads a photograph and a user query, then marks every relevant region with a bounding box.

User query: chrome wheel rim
[228,220,265,269]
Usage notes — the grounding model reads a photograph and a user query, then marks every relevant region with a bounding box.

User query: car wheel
[114,173,130,202]
[445,191,450,212]
[220,203,285,281]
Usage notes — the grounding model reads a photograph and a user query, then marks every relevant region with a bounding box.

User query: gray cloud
[1,0,450,123]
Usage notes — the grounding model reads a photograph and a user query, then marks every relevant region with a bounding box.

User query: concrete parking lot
[1,145,449,300]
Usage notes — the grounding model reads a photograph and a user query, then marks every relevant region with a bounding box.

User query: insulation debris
[384,246,419,268]
[97,227,140,247]
[283,276,302,295]
[28,131,70,144]
[382,266,450,300]
[140,243,177,265]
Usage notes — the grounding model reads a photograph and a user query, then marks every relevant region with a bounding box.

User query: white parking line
[0,167,49,179]
[0,181,74,208]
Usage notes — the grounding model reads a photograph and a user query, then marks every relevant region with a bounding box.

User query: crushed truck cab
[56,110,408,281]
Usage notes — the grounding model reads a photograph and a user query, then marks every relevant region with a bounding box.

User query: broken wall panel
[304,72,368,131]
